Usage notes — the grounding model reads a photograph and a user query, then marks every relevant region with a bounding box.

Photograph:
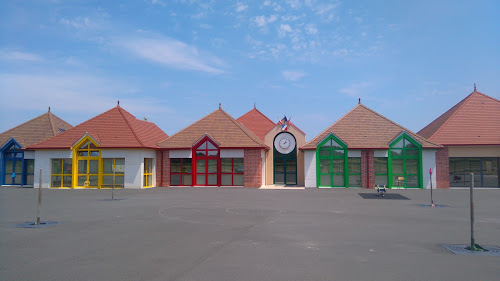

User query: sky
[1,0,499,141]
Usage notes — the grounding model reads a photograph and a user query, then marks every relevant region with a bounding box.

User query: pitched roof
[301,103,441,150]
[0,109,72,148]
[237,107,276,141]
[158,108,268,149]
[418,91,500,145]
[27,106,168,149]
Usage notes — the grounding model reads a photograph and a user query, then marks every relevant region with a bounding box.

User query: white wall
[347,150,361,157]
[374,150,389,157]
[169,150,192,158]
[34,148,157,189]
[304,150,316,188]
[24,151,35,159]
[220,149,244,158]
[422,150,437,190]
[34,149,72,189]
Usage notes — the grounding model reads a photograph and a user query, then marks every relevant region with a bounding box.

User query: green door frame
[316,134,348,188]
[387,132,423,189]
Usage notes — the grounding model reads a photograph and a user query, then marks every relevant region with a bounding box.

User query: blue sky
[1,0,499,140]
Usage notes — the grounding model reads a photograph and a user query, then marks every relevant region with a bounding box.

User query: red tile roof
[27,106,168,149]
[158,108,268,149]
[0,109,72,148]
[418,91,500,145]
[301,103,441,150]
[237,107,276,141]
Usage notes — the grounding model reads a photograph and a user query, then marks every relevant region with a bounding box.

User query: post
[470,173,475,251]
[112,166,115,201]
[429,168,434,207]
[36,169,42,225]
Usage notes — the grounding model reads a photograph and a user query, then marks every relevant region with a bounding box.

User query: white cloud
[59,17,97,29]
[146,0,166,6]
[282,70,305,81]
[117,36,226,74]
[0,50,42,62]
[236,2,248,12]
[254,14,278,27]
[278,24,293,36]
[340,82,372,98]
[305,23,318,35]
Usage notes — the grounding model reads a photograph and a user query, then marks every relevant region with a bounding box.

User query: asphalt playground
[1,186,499,281]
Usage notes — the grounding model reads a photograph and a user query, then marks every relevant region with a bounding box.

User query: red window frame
[192,137,220,186]
[170,158,192,186]
[221,158,244,186]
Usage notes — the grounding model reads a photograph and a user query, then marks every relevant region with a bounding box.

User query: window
[221,158,244,186]
[375,157,388,186]
[316,135,347,187]
[25,159,35,185]
[389,134,421,188]
[170,158,192,186]
[193,138,219,186]
[143,158,153,187]
[75,140,100,188]
[2,141,24,185]
[51,158,72,188]
[348,158,361,187]
[102,158,125,188]
[449,157,499,187]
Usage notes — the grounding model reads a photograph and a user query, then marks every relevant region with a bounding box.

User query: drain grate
[441,244,500,256]
[10,221,60,228]
[358,193,410,200]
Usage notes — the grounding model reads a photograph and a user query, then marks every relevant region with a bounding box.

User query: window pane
[198,141,207,149]
[375,158,387,174]
[331,140,342,148]
[286,160,297,172]
[207,142,216,149]
[375,175,388,186]
[63,160,72,174]
[233,175,244,186]
[90,151,99,157]
[52,159,62,174]
[234,159,244,173]
[320,159,330,173]
[80,141,89,149]
[320,174,330,186]
[348,158,361,174]
[115,176,124,185]
[221,174,232,185]
[78,176,86,186]
[405,149,418,156]
[208,174,217,185]
[182,159,192,173]
[146,175,152,186]
[89,143,98,149]
[196,160,205,172]
[78,160,87,174]
[274,173,284,184]
[27,175,34,185]
[195,151,206,156]
[115,158,125,174]
[393,176,405,187]
[89,176,98,186]
[26,159,34,173]
[391,149,403,156]
[14,161,22,173]
[407,175,418,187]
[392,139,403,148]
[392,159,404,174]
[5,160,13,173]
[207,150,218,156]
[103,176,113,185]
[406,159,418,174]
[332,159,344,173]
[286,173,297,185]
[171,174,181,185]
[182,174,192,186]
[275,160,284,172]
[171,159,181,173]
[404,140,417,148]
[207,159,217,173]
[349,175,361,187]
[333,175,344,186]
[63,176,72,187]
[332,149,344,156]
[319,149,330,157]
[103,159,113,174]
[321,140,332,148]
[221,159,232,173]
[51,176,61,187]
[196,174,205,185]
[89,160,98,174]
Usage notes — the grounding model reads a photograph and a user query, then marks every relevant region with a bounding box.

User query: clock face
[274,132,295,154]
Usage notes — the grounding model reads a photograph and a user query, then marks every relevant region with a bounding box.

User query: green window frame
[388,133,422,188]
[316,134,348,187]
[374,157,388,187]
[348,157,361,187]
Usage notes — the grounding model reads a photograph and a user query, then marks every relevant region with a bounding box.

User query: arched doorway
[193,137,220,186]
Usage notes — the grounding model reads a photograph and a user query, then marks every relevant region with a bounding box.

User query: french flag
[279,116,288,131]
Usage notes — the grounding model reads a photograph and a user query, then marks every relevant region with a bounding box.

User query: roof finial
[48,106,51,112]
[358,98,361,104]
[474,83,476,91]
[254,102,256,109]
[117,100,120,106]
[219,102,221,109]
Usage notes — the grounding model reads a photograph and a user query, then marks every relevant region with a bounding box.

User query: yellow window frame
[101,158,125,188]
[50,158,72,188]
[72,136,101,188]
[143,158,153,188]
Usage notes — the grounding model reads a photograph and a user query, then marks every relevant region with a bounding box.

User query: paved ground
[1,187,499,281]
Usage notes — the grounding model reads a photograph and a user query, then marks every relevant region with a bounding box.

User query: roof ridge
[157,108,220,144]
[253,107,276,125]
[424,91,476,140]
[219,108,268,147]
[0,111,48,137]
[117,106,146,147]
[47,110,58,136]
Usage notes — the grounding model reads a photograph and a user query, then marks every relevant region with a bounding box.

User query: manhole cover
[441,244,500,256]
[358,193,410,200]
[10,222,60,228]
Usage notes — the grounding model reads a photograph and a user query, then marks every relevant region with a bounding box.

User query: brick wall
[361,150,375,188]
[244,149,262,187]
[155,150,169,187]
[435,147,449,188]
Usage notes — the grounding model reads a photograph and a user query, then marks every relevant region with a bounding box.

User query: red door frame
[192,136,220,186]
